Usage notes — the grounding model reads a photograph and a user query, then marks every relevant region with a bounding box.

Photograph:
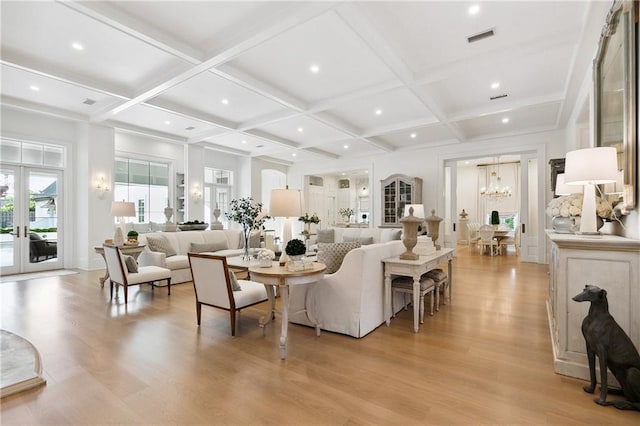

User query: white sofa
[138,230,245,284]
[318,227,402,244]
[288,240,406,338]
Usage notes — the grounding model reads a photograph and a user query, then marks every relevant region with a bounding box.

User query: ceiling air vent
[185,126,196,131]
[490,93,509,101]
[82,98,96,105]
[467,28,495,43]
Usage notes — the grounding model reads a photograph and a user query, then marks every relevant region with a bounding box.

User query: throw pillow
[123,255,138,273]
[146,235,177,257]
[317,229,335,244]
[190,241,228,253]
[343,236,375,245]
[317,241,361,274]
[228,271,242,291]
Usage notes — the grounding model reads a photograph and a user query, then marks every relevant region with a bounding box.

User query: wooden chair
[499,228,520,255]
[467,223,481,251]
[478,225,499,256]
[391,275,435,324]
[102,244,172,304]
[188,253,268,336]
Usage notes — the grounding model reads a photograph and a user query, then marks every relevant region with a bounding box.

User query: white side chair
[478,225,499,256]
[188,253,268,336]
[391,275,435,324]
[467,222,481,251]
[102,244,172,304]
[499,228,520,255]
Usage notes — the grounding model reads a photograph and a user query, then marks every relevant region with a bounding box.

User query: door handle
[521,223,525,234]
[15,227,20,238]
[453,223,456,232]
[24,226,28,237]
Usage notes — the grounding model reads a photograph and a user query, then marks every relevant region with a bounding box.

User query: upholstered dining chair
[391,275,436,324]
[466,223,481,251]
[103,244,171,303]
[187,253,268,336]
[478,225,499,256]
[499,228,520,255]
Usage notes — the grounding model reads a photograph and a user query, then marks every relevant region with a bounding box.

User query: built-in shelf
[175,172,185,223]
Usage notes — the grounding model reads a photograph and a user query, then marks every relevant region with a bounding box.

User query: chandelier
[480,162,512,200]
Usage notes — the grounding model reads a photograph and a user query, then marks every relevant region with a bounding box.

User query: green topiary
[127,230,139,237]
[285,239,306,256]
[490,210,500,225]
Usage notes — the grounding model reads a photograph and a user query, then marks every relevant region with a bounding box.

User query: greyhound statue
[572,285,640,410]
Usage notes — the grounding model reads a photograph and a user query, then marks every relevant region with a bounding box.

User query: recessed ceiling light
[29,85,40,92]
[241,140,247,144]
[410,133,417,139]
[297,127,304,133]
[343,144,349,149]
[468,5,480,15]
[164,120,171,125]
[375,109,382,116]
[292,153,297,157]
[502,117,510,124]
[71,42,84,51]
[221,98,229,105]
[310,64,320,74]
[491,82,500,89]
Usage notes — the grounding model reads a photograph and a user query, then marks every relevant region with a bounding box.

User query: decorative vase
[552,216,576,234]
[164,207,173,223]
[242,229,252,261]
[426,209,443,250]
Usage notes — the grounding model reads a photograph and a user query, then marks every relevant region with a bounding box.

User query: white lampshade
[403,204,425,219]
[269,187,302,218]
[554,173,583,196]
[564,147,618,185]
[110,201,135,217]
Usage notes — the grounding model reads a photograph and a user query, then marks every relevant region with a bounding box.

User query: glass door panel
[0,167,19,275]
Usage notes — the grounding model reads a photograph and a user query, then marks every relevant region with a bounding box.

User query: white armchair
[187,253,268,336]
[102,244,172,304]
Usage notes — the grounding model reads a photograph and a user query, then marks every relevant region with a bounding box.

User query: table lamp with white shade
[111,201,136,245]
[554,173,583,196]
[270,186,303,263]
[564,147,618,234]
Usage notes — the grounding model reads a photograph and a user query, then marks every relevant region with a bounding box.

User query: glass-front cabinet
[380,174,422,227]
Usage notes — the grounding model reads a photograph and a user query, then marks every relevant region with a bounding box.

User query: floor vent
[185,126,196,131]
[467,28,495,43]
[82,98,96,105]
[490,93,508,100]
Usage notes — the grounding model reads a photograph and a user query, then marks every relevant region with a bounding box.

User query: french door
[0,165,63,275]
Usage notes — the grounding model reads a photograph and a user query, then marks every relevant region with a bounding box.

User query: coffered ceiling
[0,1,604,164]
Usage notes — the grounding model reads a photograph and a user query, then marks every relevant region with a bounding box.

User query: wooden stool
[424,268,448,311]
[392,276,436,323]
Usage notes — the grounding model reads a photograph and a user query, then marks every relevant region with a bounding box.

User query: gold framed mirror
[593,0,637,214]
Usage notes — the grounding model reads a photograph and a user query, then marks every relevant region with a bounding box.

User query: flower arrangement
[298,212,320,224]
[546,194,612,219]
[226,197,270,259]
[338,207,354,221]
[257,248,275,261]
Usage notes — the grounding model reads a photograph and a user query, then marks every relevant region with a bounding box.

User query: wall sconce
[96,176,110,199]
[192,185,202,202]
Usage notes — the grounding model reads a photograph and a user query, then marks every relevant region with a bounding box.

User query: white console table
[546,231,640,380]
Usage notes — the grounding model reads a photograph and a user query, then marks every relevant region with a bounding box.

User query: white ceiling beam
[89,2,337,122]
[58,0,203,64]
[236,109,302,133]
[200,142,251,157]
[253,155,294,167]
[336,3,467,143]
[361,117,441,138]
[302,147,340,159]
[312,112,394,152]
[1,54,131,99]
[1,95,88,122]
[305,79,403,114]
[143,98,236,131]
[446,93,565,123]
[244,129,300,149]
[104,120,188,144]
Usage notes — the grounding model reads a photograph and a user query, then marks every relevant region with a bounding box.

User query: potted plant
[298,212,320,236]
[127,230,138,244]
[226,197,270,260]
[285,238,306,260]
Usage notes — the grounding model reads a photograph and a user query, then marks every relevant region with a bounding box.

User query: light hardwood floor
[1,247,638,425]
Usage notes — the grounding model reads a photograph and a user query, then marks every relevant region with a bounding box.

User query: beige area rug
[0,269,77,283]
[0,330,46,398]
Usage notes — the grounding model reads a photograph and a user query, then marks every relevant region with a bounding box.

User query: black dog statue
[573,285,640,410]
